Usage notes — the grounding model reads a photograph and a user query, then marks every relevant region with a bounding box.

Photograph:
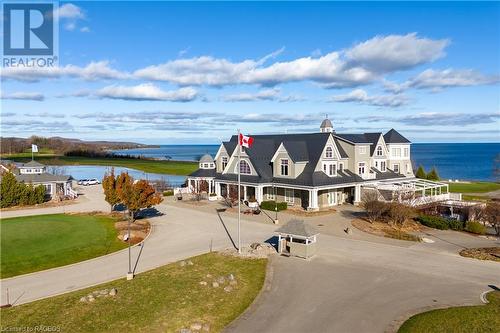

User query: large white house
[187,118,450,210]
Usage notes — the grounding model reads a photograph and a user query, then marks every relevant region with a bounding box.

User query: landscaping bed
[398,291,500,333]
[351,219,422,242]
[459,247,500,262]
[0,213,127,278]
[0,253,267,333]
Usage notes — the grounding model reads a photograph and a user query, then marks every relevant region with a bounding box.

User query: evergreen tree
[1,172,20,208]
[415,165,426,179]
[426,167,440,181]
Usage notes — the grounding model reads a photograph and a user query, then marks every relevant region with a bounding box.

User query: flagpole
[237,129,241,254]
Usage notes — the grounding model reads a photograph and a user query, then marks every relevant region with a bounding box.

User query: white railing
[449,192,462,201]
[407,193,450,206]
[66,187,78,199]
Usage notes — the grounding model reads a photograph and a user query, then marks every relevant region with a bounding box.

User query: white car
[83,178,100,186]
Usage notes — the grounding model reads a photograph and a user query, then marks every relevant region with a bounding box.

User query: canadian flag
[239,133,254,148]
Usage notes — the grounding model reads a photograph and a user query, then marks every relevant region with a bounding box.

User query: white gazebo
[186,154,217,195]
[275,219,319,259]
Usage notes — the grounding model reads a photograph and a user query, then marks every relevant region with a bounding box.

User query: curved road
[1,187,499,332]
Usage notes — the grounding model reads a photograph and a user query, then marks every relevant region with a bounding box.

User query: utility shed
[275,219,319,259]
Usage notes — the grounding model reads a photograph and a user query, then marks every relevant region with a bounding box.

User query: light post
[126,209,134,280]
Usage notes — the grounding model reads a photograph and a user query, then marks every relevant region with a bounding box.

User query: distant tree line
[0,173,46,208]
[0,135,156,155]
[64,149,151,160]
[102,169,163,221]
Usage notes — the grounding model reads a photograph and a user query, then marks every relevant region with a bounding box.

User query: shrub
[447,219,465,231]
[0,172,46,208]
[416,215,450,230]
[362,191,388,223]
[426,167,440,181]
[163,190,174,196]
[415,165,426,179]
[387,202,415,227]
[260,200,287,211]
[465,221,486,235]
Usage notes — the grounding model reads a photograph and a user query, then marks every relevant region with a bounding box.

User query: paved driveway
[227,236,500,333]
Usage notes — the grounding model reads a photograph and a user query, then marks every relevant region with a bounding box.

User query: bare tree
[192,180,208,201]
[361,190,388,223]
[387,202,415,228]
[484,202,500,235]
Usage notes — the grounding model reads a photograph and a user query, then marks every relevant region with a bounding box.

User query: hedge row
[260,200,287,211]
[416,214,486,235]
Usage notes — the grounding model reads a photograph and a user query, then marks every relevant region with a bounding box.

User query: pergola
[364,178,451,206]
[275,219,319,259]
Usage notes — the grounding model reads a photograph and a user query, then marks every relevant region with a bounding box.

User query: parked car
[83,178,100,186]
[77,179,88,185]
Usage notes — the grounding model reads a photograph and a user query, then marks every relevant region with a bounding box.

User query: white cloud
[408,69,500,90]
[1,91,44,101]
[1,61,128,82]
[331,89,408,107]
[223,88,303,102]
[95,84,198,102]
[80,26,90,33]
[55,3,85,19]
[346,33,449,72]
[64,22,76,31]
[134,34,449,88]
[364,112,500,126]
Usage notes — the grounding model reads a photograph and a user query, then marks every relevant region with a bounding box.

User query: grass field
[0,253,267,333]
[1,154,198,175]
[448,181,500,194]
[0,214,126,278]
[398,291,500,333]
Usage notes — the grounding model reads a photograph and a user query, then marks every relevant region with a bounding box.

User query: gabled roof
[21,160,45,168]
[15,173,71,183]
[384,129,411,144]
[188,168,216,178]
[363,133,383,156]
[275,219,319,238]
[199,154,214,163]
[335,132,383,155]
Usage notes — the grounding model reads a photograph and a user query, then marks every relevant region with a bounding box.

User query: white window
[284,188,294,204]
[266,188,276,200]
[329,164,336,176]
[393,164,400,173]
[376,146,383,156]
[238,160,251,174]
[380,161,386,172]
[406,163,411,174]
[358,162,365,175]
[359,146,366,154]
[404,148,409,157]
[325,146,333,158]
[222,156,228,170]
[339,163,344,172]
[392,148,401,158]
[280,159,289,176]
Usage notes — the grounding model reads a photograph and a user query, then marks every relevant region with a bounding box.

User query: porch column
[244,186,247,200]
[208,180,212,194]
[215,182,221,196]
[308,189,319,210]
[256,186,264,203]
[354,185,362,205]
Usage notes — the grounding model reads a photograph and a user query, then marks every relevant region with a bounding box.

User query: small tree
[361,190,387,223]
[415,165,426,179]
[118,176,163,221]
[484,202,500,235]
[192,179,209,201]
[102,168,120,211]
[225,185,239,208]
[1,172,20,208]
[426,167,439,181]
[387,202,415,228]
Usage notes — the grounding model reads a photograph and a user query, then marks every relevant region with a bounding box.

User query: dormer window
[280,159,289,176]
[222,156,228,170]
[376,146,383,156]
[238,160,251,174]
[323,162,337,177]
[325,146,333,158]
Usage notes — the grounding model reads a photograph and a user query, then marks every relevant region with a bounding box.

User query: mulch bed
[115,219,151,244]
[459,247,500,262]
[352,218,422,242]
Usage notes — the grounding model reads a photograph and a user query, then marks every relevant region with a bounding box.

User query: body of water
[49,165,186,187]
[113,143,499,182]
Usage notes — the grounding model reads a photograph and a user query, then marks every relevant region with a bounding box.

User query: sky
[1,1,499,144]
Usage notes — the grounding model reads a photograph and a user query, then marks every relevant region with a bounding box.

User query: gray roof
[384,129,411,144]
[188,168,216,178]
[15,173,71,183]
[320,118,333,128]
[199,154,214,163]
[275,219,319,238]
[20,160,45,168]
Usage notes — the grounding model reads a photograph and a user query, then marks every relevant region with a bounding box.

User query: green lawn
[0,253,267,333]
[398,291,500,333]
[1,154,198,175]
[0,214,126,278]
[448,181,500,194]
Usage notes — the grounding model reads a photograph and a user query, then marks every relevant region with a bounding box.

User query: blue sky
[1,1,499,144]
